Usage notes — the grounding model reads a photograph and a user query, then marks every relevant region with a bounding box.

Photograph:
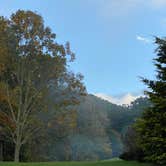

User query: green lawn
[0,159,152,166]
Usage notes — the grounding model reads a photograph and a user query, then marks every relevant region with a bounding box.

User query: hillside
[30,95,150,161]
[74,95,150,157]
[1,94,150,161]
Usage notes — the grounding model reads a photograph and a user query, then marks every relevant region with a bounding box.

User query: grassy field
[0,159,152,166]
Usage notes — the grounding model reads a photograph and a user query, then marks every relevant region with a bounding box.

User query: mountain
[7,94,150,161]
[73,94,150,158]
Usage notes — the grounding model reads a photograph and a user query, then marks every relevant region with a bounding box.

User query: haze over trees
[15,95,150,161]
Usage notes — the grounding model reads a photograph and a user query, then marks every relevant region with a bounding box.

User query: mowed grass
[0,159,152,166]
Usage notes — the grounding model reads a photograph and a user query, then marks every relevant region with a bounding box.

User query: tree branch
[6,84,16,123]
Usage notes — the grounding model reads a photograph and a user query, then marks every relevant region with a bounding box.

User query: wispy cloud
[91,0,166,19]
[94,93,141,105]
[92,0,142,18]
[136,35,151,44]
[151,0,166,8]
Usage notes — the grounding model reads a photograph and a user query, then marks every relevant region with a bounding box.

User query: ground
[0,159,152,166]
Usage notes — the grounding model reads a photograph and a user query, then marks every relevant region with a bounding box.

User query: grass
[0,159,152,166]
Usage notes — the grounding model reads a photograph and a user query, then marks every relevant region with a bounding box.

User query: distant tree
[0,10,86,162]
[135,37,166,165]
[73,95,112,160]
[120,126,144,161]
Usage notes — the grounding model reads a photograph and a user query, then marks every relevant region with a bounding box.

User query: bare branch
[6,84,16,123]
[21,127,40,145]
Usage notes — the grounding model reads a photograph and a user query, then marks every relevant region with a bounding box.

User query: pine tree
[135,37,166,165]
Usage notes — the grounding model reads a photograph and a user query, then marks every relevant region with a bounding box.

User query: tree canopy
[135,37,166,165]
[0,10,86,162]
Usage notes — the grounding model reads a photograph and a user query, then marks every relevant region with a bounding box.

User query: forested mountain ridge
[35,94,150,161]
[1,90,150,161]
[74,95,150,158]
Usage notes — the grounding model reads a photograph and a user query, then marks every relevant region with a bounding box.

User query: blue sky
[1,0,166,103]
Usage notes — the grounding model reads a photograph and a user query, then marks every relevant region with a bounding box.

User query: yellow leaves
[0,82,7,102]
[56,110,77,127]
[0,82,18,112]
[48,109,77,133]
[47,122,51,128]
[0,41,10,74]
[0,18,16,76]
[0,110,16,130]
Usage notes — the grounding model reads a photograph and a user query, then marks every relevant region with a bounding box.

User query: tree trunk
[14,141,21,162]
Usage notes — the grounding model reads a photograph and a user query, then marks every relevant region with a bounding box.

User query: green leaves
[134,37,166,165]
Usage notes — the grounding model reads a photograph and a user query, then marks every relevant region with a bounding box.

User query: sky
[1,0,166,104]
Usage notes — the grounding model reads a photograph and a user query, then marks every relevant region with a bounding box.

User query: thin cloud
[93,0,143,18]
[90,0,166,19]
[94,93,141,105]
[151,0,166,8]
[136,35,151,44]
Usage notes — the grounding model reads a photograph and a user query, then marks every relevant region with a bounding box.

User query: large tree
[135,37,166,165]
[0,10,86,162]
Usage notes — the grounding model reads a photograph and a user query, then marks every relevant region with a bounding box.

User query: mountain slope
[74,95,150,157]
[17,94,150,161]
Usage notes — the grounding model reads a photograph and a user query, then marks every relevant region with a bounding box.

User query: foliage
[134,37,166,165]
[72,95,150,159]
[120,127,144,161]
[0,10,86,162]
[22,95,149,161]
